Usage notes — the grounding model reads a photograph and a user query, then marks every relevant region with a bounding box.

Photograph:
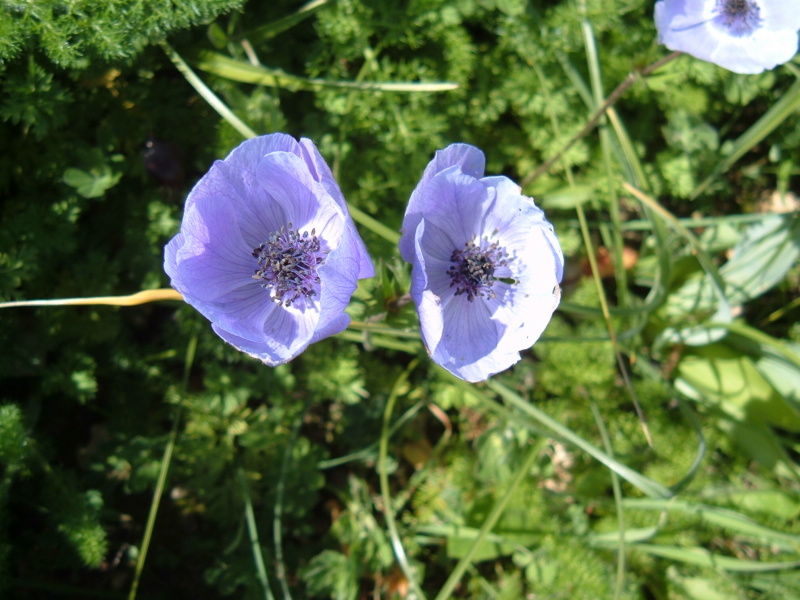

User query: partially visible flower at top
[400,144,563,383]
[655,0,800,74]
[165,134,374,366]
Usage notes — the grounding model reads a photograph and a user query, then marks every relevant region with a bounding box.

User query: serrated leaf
[63,165,122,199]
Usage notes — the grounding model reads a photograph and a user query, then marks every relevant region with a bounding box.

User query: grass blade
[378,359,427,600]
[483,381,673,499]
[238,466,276,600]
[632,544,800,572]
[189,50,458,93]
[433,444,540,600]
[692,78,800,198]
[161,42,258,140]
[234,0,331,44]
[128,335,197,600]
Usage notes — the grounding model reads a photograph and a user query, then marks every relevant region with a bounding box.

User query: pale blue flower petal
[399,144,486,262]
[298,138,375,279]
[256,152,345,246]
[211,295,319,365]
[413,166,492,251]
[166,196,255,302]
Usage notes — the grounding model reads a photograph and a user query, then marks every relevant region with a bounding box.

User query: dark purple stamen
[447,235,513,302]
[252,223,326,307]
[715,0,761,35]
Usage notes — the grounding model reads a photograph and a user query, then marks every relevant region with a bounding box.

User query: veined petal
[437,296,520,382]
[311,241,360,344]
[488,287,561,352]
[413,220,459,304]
[710,27,800,74]
[759,0,800,30]
[195,283,281,343]
[400,144,486,261]
[187,159,281,251]
[171,198,255,302]
[257,152,340,236]
[415,167,492,249]
[298,138,375,279]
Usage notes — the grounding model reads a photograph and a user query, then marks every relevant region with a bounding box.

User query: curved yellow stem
[0,288,183,309]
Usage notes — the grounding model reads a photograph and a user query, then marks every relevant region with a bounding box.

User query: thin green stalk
[336,329,420,354]
[160,41,258,140]
[617,212,776,231]
[128,335,197,600]
[377,359,426,600]
[623,182,731,318]
[433,443,539,600]
[348,204,401,246]
[579,17,651,448]
[273,400,313,600]
[633,360,707,495]
[581,19,628,305]
[590,402,625,600]
[239,466,276,600]
[574,201,652,446]
[484,381,672,499]
[318,402,424,469]
[692,78,800,198]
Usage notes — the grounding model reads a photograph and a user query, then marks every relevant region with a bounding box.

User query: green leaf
[633,544,800,572]
[624,498,800,552]
[62,164,122,199]
[661,214,800,345]
[675,344,800,432]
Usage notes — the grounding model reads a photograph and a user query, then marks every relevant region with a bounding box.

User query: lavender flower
[655,0,800,74]
[400,144,563,382]
[165,134,374,365]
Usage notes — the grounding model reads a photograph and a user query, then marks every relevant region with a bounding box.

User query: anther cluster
[716,0,762,35]
[253,224,326,306]
[447,236,512,302]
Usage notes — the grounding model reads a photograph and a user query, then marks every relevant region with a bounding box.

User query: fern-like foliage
[1,0,244,68]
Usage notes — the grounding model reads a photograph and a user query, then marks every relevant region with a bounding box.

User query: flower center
[252,223,326,307]
[715,0,761,35]
[446,235,512,302]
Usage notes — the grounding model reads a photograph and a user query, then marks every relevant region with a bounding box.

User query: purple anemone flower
[655,0,800,74]
[400,144,563,383]
[165,134,374,366]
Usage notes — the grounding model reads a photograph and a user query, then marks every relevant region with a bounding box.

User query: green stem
[433,443,539,600]
[239,466,276,600]
[590,402,626,600]
[484,381,672,499]
[377,359,426,600]
[160,41,258,140]
[273,400,313,600]
[128,335,197,600]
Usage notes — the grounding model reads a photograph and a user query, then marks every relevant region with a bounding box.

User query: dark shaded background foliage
[2,0,800,598]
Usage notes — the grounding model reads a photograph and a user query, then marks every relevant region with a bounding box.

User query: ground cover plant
[1,0,800,598]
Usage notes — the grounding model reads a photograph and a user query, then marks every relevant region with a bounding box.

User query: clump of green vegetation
[2,0,799,598]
